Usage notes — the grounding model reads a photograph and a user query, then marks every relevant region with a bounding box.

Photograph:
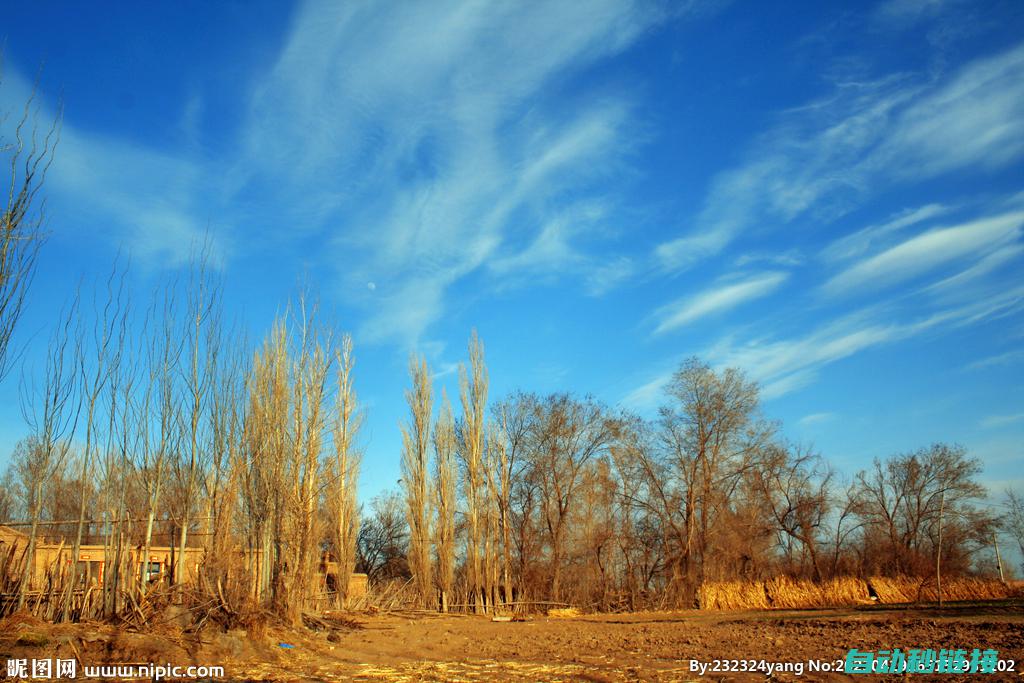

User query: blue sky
[1,0,1022,508]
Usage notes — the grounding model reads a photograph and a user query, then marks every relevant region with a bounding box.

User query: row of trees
[1,83,371,622]
[392,346,1013,612]
[3,311,1015,617]
[1,256,365,622]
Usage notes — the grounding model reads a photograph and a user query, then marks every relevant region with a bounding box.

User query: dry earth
[1,601,1022,682]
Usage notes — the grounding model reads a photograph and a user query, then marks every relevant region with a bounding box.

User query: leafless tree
[401,354,433,608]
[60,264,128,621]
[134,283,182,596]
[16,300,79,609]
[99,290,136,617]
[491,393,535,604]
[662,359,768,598]
[433,390,457,612]
[288,299,333,624]
[241,318,290,603]
[357,492,408,583]
[852,444,993,576]
[458,330,488,612]
[331,334,362,607]
[0,467,17,520]
[173,252,219,587]
[827,480,865,579]
[754,443,831,581]
[0,72,59,381]
[200,319,246,594]
[1004,489,1024,576]
[529,394,617,603]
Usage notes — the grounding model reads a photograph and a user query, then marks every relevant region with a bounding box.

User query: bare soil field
[1,601,1022,682]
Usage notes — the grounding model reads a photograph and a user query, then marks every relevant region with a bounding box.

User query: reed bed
[867,575,1016,603]
[699,575,1015,610]
[698,580,770,610]
[763,576,871,608]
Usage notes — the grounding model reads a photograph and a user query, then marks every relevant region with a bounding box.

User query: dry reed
[698,575,1013,610]
[867,575,1016,603]
[698,580,770,610]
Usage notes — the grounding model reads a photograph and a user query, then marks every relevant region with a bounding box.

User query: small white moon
[367,282,377,291]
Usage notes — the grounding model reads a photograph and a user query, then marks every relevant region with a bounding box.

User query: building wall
[28,543,206,588]
[1,527,367,598]
[348,572,368,599]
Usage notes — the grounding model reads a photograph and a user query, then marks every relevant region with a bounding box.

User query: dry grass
[0,609,47,630]
[867,575,1016,603]
[699,575,1014,610]
[698,581,770,610]
[764,576,871,609]
[547,607,582,618]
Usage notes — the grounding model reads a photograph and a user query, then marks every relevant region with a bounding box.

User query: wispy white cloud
[652,271,789,335]
[585,256,635,296]
[965,349,1024,371]
[702,285,1024,398]
[873,0,963,27]
[488,201,608,280]
[708,316,899,399]
[654,156,796,272]
[238,0,681,345]
[922,243,1024,299]
[822,210,1024,297]
[877,44,1024,177]
[820,203,951,263]
[7,0,702,346]
[0,68,223,267]
[621,371,671,413]
[654,42,1024,272]
[798,412,835,427]
[981,413,1024,429]
[626,260,1024,405]
[734,249,804,268]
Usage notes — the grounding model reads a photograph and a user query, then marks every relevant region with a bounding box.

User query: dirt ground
[1,601,1022,682]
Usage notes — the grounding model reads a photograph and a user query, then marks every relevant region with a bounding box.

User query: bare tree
[56,268,126,620]
[529,394,617,603]
[201,319,246,594]
[608,416,679,606]
[401,354,433,608]
[98,291,135,617]
[357,492,408,583]
[433,390,457,612]
[754,443,831,581]
[241,318,290,604]
[1004,489,1024,577]
[173,252,219,586]
[1,73,59,381]
[236,299,334,621]
[0,467,16,521]
[17,300,79,609]
[458,330,488,612]
[611,360,769,605]
[287,299,332,624]
[827,480,865,579]
[489,401,528,610]
[135,283,182,596]
[852,444,992,577]
[663,359,766,597]
[331,334,362,607]
[491,393,534,605]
